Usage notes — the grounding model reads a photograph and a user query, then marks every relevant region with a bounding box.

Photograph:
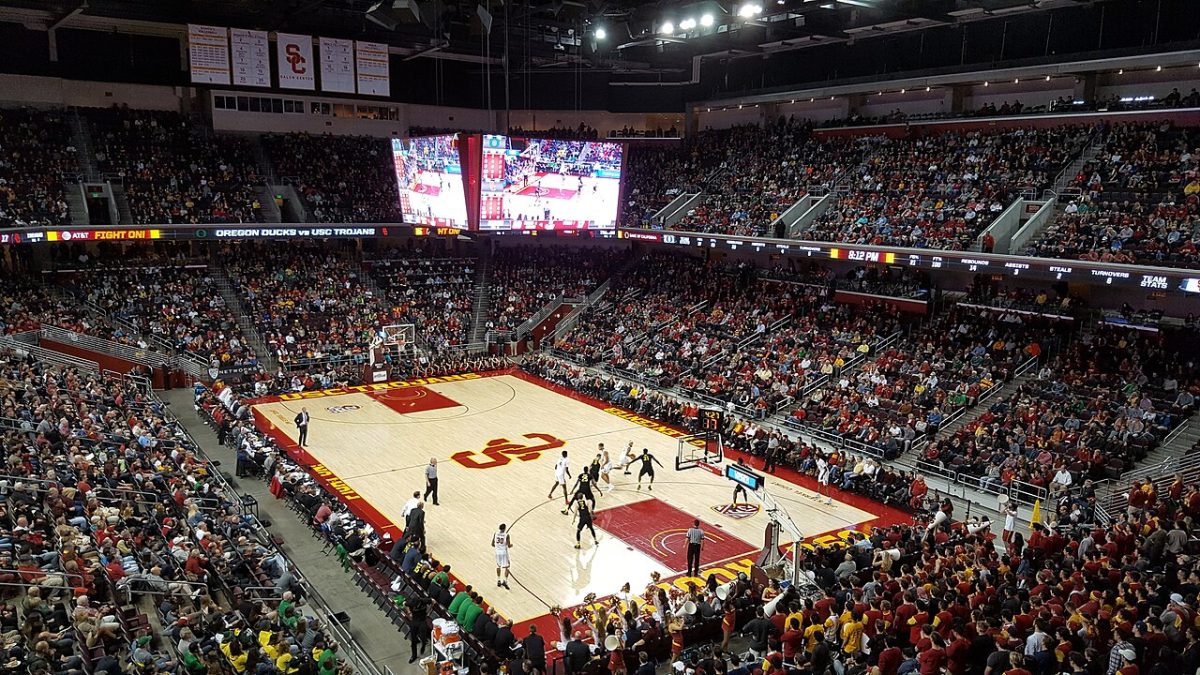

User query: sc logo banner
[326,405,360,414]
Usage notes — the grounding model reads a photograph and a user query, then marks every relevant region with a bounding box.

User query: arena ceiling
[2,0,1198,108]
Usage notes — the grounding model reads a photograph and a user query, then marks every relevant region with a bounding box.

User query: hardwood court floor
[250,371,880,626]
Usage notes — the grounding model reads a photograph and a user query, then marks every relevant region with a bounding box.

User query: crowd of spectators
[621,118,872,237]
[806,125,1093,249]
[365,249,477,351]
[223,242,388,368]
[508,124,600,140]
[1025,122,1200,267]
[0,108,74,227]
[922,324,1198,492]
[0,355,356,675]
[263,133,402,223]
[486,247,626,336]
[87,106,262,225]
[668,126,869,238]
[553,252,712,365]
[788,306,1055,458]
[0,279,95,337]
[64,264,257,367]
[678,281,904,417]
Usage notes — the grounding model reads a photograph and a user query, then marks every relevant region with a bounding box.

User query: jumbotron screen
[392,135,469,228]
[478,135,624,230]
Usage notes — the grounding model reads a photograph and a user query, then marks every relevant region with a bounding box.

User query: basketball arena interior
[1,1,1200,675]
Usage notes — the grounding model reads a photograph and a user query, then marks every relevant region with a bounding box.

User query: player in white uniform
[546,450,572,504]
[815,455,833,505]
[618,441,637,475]
[599,448,613,492]
[493,523,512,589]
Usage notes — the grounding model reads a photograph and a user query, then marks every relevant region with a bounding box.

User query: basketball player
[493,524,512,589]
[564,469,597,514]
[588,453,602,486]
[546,450,571,504]
[599,448,614,492]
[731,457,750,505]
[569,492,599,549]
[635,448,664,491]
[619,442,637,475]
[816,454,833,505]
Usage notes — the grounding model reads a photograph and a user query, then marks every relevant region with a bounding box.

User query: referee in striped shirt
[686,520,704,578]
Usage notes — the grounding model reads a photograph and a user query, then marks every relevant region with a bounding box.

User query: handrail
[38,324,174,368]
[0,335,99,371]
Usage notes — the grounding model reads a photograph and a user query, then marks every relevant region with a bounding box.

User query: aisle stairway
[209,266,280,373]
[469,249,493,344]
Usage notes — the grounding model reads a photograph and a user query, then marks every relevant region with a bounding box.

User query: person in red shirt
[946,625,971,675]
[918,633,947,675]
[877,637,903,675]
[781,618,805,664]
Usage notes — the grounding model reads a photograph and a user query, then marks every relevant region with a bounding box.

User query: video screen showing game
[478,135,624,230]
[392,134,469,228]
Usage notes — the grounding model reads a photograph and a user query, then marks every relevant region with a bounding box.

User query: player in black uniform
[635,448,664,491]
[731,457,749,504]
[564,470,597,514]
[588,454,602,485]
[570,493,598,549]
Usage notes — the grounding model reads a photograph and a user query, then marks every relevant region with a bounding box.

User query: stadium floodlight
[659,21,674,34]
[595,27,606,39]
[680,18,697,30]
[737,3,763,17]
[700,13,714,26]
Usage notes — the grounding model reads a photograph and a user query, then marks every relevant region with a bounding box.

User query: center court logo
[711,503,760,519]
[326,404,361,414]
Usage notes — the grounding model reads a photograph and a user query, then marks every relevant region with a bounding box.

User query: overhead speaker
[365,1,398,30]
[393,0,425,24]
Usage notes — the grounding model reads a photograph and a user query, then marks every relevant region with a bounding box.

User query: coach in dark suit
[404,502,426,550]
[295,408,310,446]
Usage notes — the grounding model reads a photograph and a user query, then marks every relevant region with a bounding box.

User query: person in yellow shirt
[276,645,302,674]
[220,636,249,673]
[841,610,865,656]
[803,623,825,652]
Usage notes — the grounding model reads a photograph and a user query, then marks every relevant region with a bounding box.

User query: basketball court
[248,370,900,634]
[500,172,621,225]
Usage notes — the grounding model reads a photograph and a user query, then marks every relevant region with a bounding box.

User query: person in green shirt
[432,567,449,587]
[447,585,471,616]
[316,644,338,675]
[181,643,206,674]
[456,592,482,630]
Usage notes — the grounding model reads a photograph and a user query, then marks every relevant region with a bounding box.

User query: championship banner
[276,33,315,90]
[188,24,231,85]
[230,28,270,88]
[355,41,391,96]
[319,37,356,93]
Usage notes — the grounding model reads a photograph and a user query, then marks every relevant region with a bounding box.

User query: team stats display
[392,134,469,228]
[478,135,624,231]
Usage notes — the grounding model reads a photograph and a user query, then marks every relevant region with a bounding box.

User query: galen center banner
[276,33,315,90]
